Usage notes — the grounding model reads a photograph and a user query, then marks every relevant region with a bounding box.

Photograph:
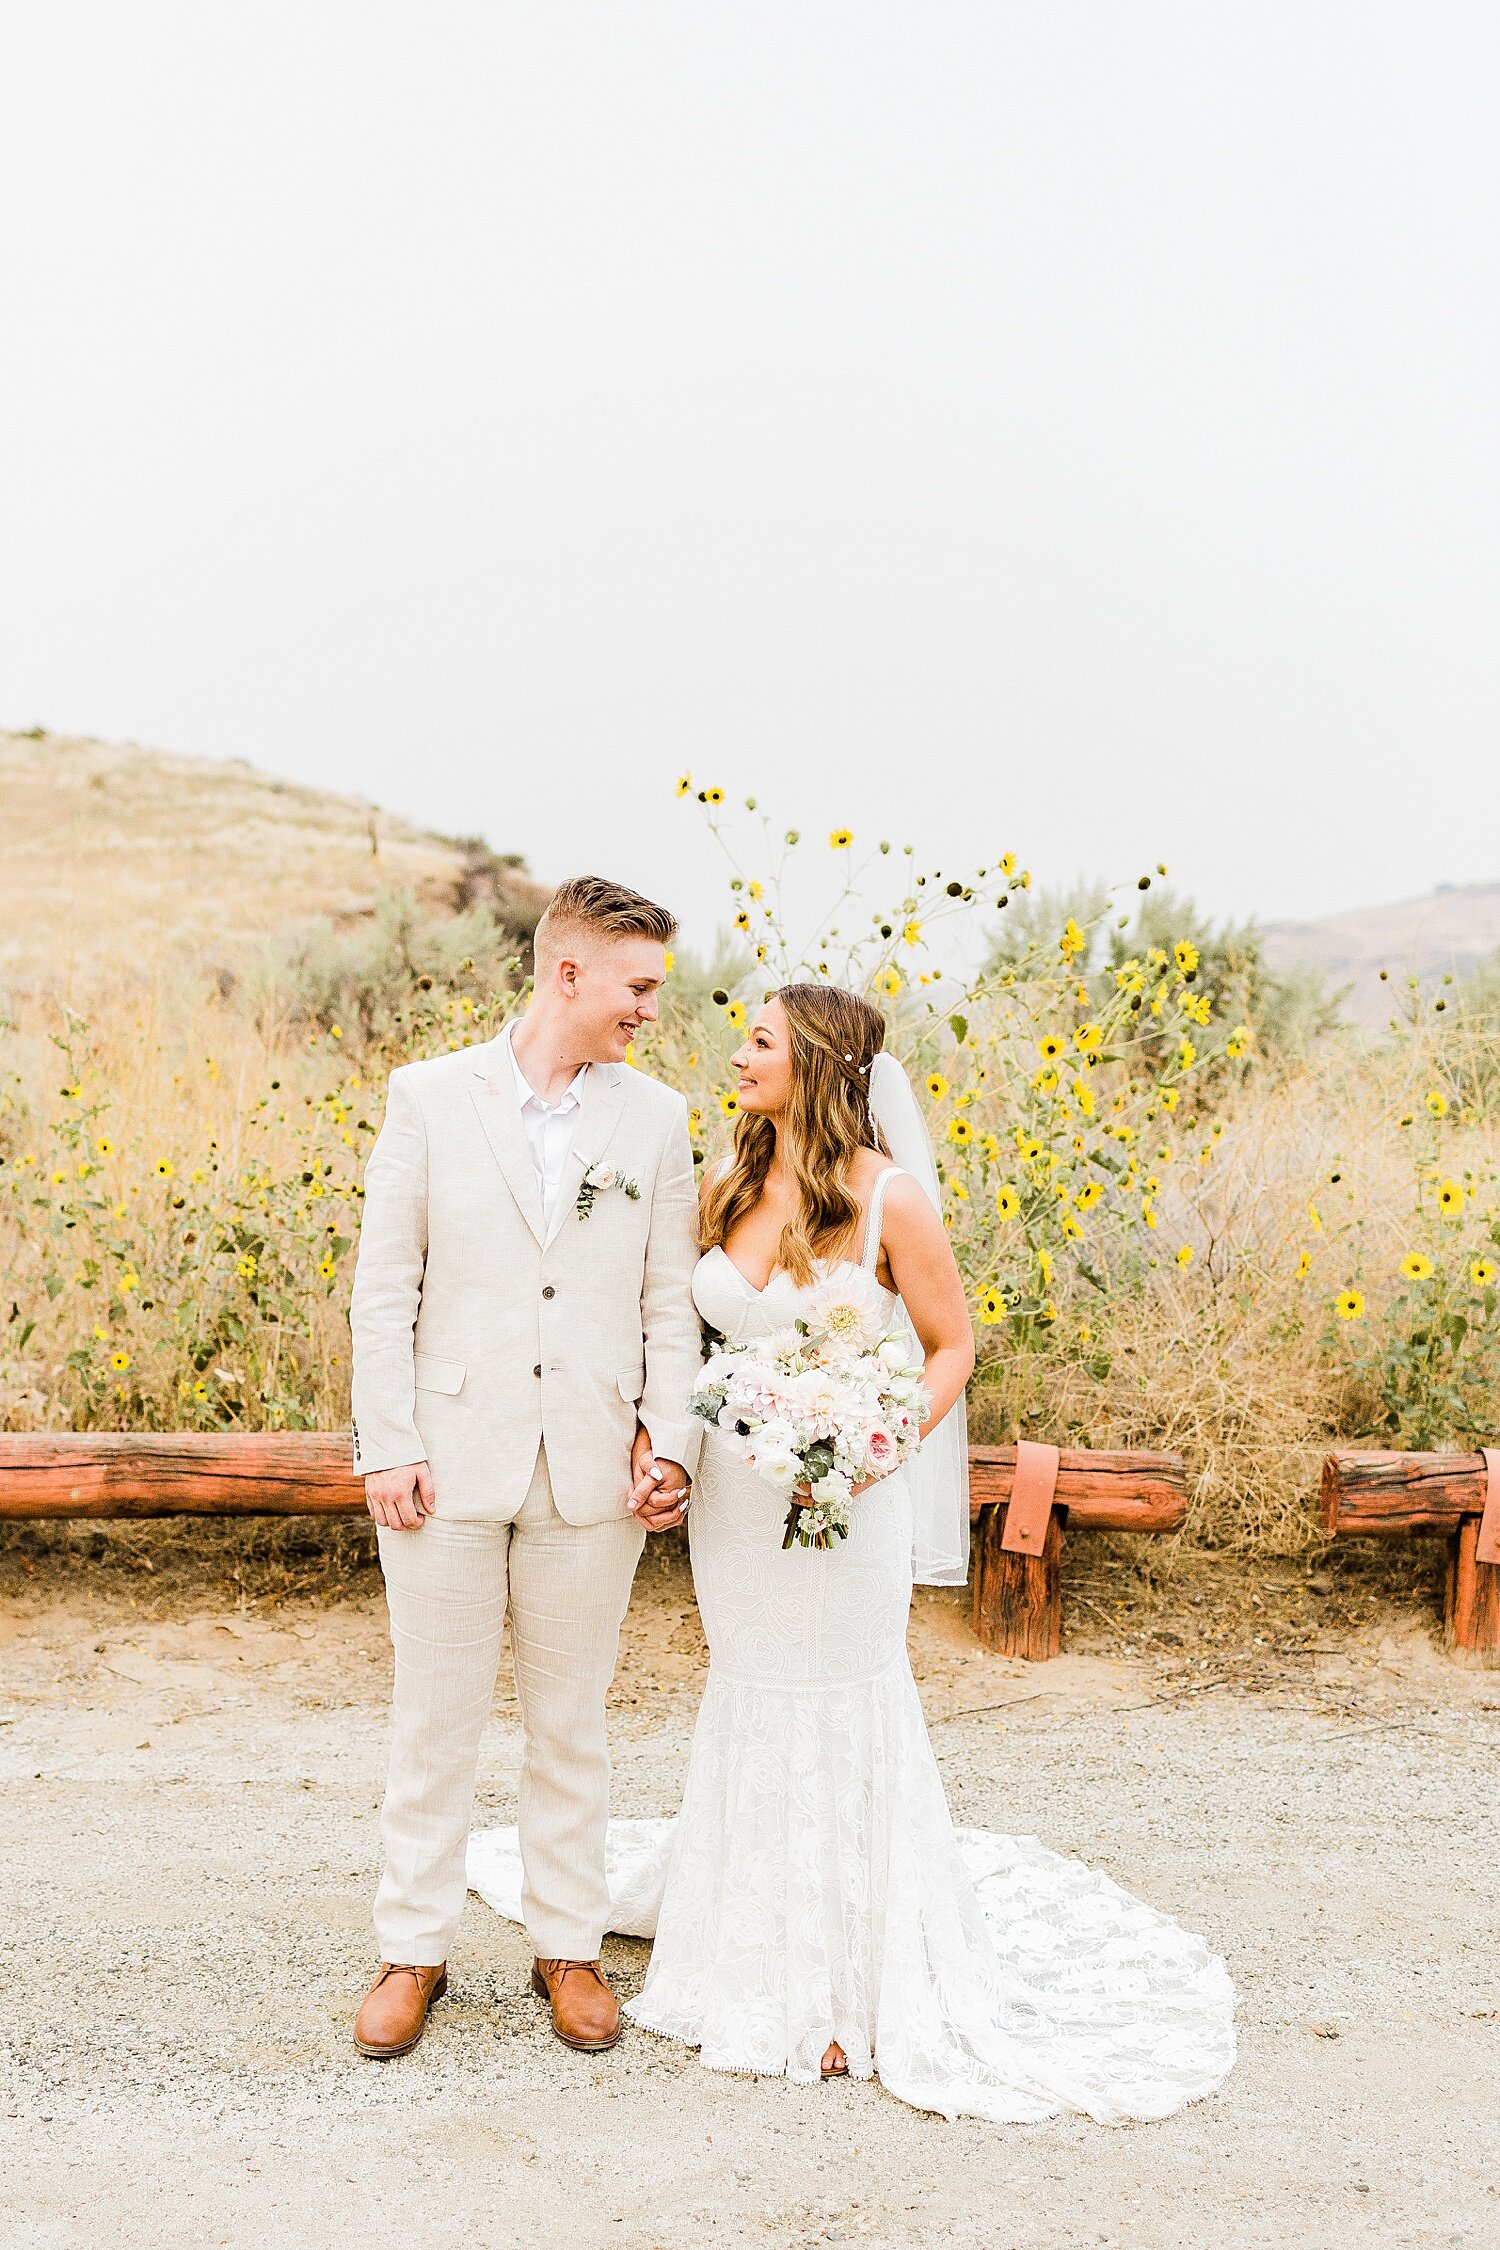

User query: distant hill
[1261,881,1500,1026]
[0,728,549,992]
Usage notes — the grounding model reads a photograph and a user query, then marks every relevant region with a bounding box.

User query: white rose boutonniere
[576,1163,641,1220]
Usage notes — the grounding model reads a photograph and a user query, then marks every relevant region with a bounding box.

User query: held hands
[364,1461,435,1531]
[628,1423,692,1533]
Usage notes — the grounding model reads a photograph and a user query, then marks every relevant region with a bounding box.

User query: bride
[471,984,1236,2124]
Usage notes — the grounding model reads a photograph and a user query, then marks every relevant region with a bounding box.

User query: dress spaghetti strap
[859,1166,905,1271]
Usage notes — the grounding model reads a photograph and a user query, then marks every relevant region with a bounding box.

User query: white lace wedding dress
[468,1170,1236,2124]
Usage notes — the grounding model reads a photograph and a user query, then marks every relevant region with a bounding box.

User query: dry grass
[0,726,477,990]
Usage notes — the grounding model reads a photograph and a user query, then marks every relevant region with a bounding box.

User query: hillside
[0,728,548,991]
[1261,880,1500,1026]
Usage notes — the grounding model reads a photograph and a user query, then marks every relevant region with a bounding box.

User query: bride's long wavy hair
[700,983,888,1285]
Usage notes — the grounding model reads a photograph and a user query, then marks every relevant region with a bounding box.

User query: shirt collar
[504,1022,588,1115]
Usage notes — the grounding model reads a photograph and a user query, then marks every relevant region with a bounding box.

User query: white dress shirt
[506,1027,588,1226]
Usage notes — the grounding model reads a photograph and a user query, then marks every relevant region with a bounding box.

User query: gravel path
[2,1556,1498,2250]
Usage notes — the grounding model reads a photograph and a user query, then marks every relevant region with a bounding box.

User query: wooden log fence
[968,1442,1188,1659]
[0,1431,1189,1663]
[0,1432,361,1518]
[1321,1447,1500,1663]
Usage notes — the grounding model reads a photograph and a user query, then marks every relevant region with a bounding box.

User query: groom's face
[560,935,666,1062]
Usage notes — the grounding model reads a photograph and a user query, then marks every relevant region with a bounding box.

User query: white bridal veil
[867,1052,971,1587]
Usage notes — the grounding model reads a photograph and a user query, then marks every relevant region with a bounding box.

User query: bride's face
[731,1000,794,1115]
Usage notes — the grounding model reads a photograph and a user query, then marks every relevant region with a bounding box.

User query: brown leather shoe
[530,1957,621,2051]
[353,1962,448,2058]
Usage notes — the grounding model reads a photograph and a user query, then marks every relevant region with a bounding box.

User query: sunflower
[1072,1079,1095,1118]
[155,1159,175,1179]
[675,772,692,797]
[875,967,902,997]
[1015,1133,1043,1162]
[995,1186,1020,1221]
[903,919,922,946]
[1174,939,1200,974]
[925,1073,949,1102]
[109,1349,131,1372]
[976,1286,1005,1325]
[979,1133,1001,1163]
[1178,1038,1197,1070]
[1295,1250,1312,1278]
[725,1001,746,1028]
[1074,1023,1102,1055]
[1038,1034,1066,1062]
[1061,1215,1083,1240]
[829,828,853,850]
[1075,1180,1103,1211]
[1334,1288,1366,1321]
[1399,1252,1434,1281]
[1471,1258,1497,1287]
[1425,1089,1448,1118]
[719,1091,739,1117]
[1175,1245,1194,1269]
[1437,1177,1464,1216]
[700,785,724,804]
[1034,1068,1059,1097]
[1159,1088,1180,1112]
[1225,1028,1248,1058]
[733,911,751,933]
[946,1117,973,1147]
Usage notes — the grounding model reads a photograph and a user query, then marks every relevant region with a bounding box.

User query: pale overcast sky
[2,3,1496,951]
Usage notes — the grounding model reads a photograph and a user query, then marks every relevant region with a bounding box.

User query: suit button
[542,1286,555,1300]
[533,1364,542,1378]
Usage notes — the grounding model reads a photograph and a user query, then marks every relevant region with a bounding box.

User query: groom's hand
[365,1460,435,1530]
[628,1426,691,1532]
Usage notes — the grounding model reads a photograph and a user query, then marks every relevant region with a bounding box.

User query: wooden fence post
[1320,1448,1500,1665]
[967,1444,1187,1661]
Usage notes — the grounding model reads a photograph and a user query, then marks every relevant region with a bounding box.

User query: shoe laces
[375,1962,439,1987]
[537,1958,608,1990]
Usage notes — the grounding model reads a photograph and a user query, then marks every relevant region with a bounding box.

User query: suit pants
[373,1446,646,1964]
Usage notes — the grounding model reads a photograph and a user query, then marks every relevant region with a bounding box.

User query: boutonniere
[576,1163,641,1220]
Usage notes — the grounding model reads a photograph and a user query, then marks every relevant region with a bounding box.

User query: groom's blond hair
[533,875,677,975]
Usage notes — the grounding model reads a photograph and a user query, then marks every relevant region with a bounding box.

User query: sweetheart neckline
[703,1245,894,1303]
[706,1245,790,1297]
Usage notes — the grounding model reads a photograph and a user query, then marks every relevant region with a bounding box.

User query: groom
[348,875,702,2059]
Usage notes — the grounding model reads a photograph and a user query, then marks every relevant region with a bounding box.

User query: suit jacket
[349,1033,704,1523]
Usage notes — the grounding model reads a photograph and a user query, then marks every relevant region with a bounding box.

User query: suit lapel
[469,1036,545,1247]
[544,1062,629,1250]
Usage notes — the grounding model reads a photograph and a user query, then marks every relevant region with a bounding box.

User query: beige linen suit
[349,1031,703,1962]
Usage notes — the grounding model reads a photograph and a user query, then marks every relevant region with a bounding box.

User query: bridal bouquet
[690,1272,931,1550]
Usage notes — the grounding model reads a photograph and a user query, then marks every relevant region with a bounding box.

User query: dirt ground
[1,1523,1497,2250]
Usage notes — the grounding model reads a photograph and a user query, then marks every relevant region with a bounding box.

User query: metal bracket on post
[1476,1448,1500,1567]
[1000,1440,1061,1556]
